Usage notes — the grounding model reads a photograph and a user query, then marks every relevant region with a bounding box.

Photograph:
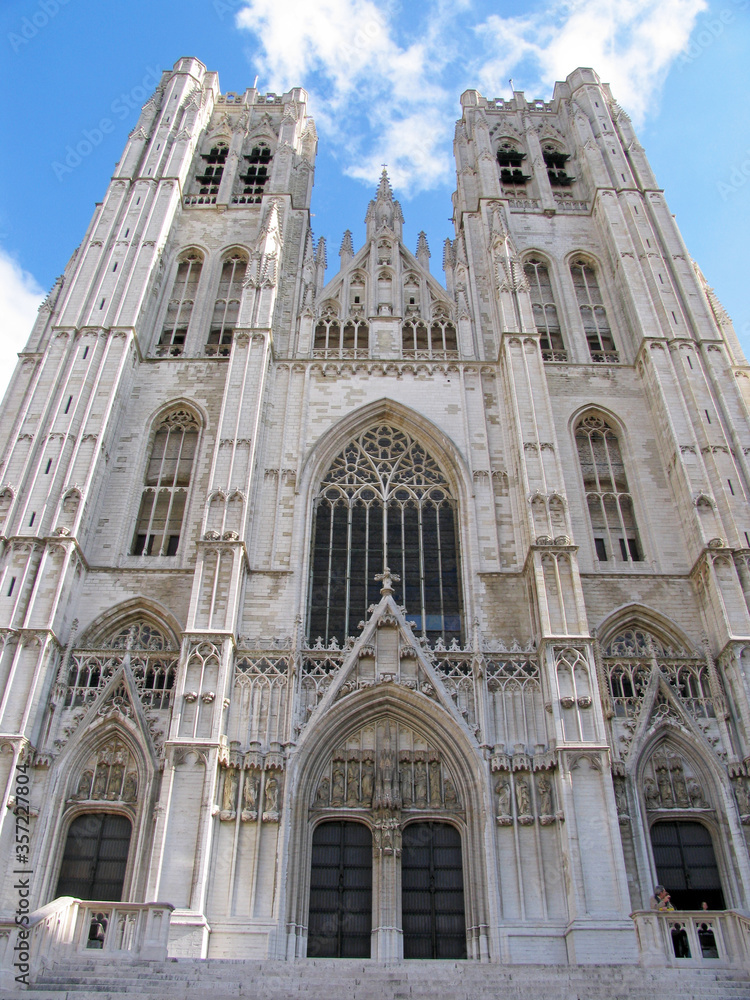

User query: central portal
[401,821,466,959]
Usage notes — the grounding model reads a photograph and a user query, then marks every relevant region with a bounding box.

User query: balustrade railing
[631,909,750,969]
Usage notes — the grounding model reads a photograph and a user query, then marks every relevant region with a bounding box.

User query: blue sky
[0,0,748,396]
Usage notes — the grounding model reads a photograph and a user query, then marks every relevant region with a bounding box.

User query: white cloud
[476,0,708,123]
[235,0,710,193]
[0,249,44,404]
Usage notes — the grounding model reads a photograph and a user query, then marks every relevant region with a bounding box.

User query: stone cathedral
[1,57,750,987]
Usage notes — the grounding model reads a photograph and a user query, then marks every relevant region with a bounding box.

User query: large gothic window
[132,410,199,557]
[157,250,203,357]
[206,252,248,356]
[575,414,642,564]
[524,258,566,361]
[308,426,462,646]
[570,260,619,362]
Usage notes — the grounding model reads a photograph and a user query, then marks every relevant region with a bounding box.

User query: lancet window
[206,252,248,356]
[234,142,272,204]
[401,320,457,359]
[524,258,566,361]
[496,140,530,195]
[571,260,618,362]
[157,250,203,357]
[308,426,462,646]
[313,319,369,358]
[132,410,199,557]
[575,414,642,564]
[192,142,228,202]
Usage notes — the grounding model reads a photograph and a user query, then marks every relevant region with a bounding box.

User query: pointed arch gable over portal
[281,591,492,962]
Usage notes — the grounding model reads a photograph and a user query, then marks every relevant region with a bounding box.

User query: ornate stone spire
[339,229,354,269]
[364,168,404,240]
[416,231,430,272]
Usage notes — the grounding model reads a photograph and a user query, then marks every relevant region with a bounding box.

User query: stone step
[14,959,749,1000]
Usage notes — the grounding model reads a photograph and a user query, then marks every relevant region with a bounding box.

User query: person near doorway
[649,885,675,910]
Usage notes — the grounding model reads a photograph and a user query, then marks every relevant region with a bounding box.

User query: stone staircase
[5,958,750,1000]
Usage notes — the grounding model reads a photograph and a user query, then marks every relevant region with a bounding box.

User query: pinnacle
[339,229,354,256]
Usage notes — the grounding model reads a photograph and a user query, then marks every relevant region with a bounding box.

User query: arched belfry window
[524,258,566,361]
[206,252,248,356]
[308,426,462,646]
[157,250,203,357]
[575,414,642,563]
[570,259,619,363]
[132,410,199,557]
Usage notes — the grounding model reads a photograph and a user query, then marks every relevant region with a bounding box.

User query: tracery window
[308,426,462,646]
[234,142,272,205]
[570,260,619,362]
[193,143,228,202]
[575,415,642,564]
[602,626,713,720]
[401,320,457,359]
[543,143,574,187]
[524,259,566,361]
[132,410,199,557]
[206,252,248,356]
[157,251,203,357]
[313,319,369,358]
[496,141,530,195]
[64,618,178,711]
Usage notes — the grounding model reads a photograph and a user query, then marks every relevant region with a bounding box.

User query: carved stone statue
[495,778,512,824]
[613,778,628,817]
[429,760,442,808]
[263,774,280,822]
[644,777,660,811]
[75,770,93,800]
[538,774,553,819]
[242,770,261,821]
[361,760,374,807]
[670,757,690,808]
[735,778,750,816]
[220,767,238,821]
[346,759,360,807]
[655,760,673,807]
[92,764,109,799]
[414,760,428,808]
[688,779,706,810]
[515,775,533,823]
[331,762,345,806]
[400,763,413,807]
[122,772,138,803]
[314,776,330,807]
[443,777,459,809]
[108,763,124,800]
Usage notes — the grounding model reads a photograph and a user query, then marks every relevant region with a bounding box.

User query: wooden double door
[307,820,466,959]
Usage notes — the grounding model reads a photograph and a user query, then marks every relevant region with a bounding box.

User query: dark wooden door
[307,821,372,958]
[651,820,725,909]
[401,822,466,959]
[55,813,132,901]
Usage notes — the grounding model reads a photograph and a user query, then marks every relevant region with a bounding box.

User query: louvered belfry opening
[401,822,466,959]
[651,820,725,910]
[308,426,462,647]
[55,813,132,901]
[307,821,373,958]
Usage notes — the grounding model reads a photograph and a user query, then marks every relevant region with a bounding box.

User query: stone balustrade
[0,897,173,987]
[631,909,750,969]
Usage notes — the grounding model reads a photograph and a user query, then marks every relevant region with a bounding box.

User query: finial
[374,566,400,596]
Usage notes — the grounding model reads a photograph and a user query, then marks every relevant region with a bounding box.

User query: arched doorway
[55,813,132,900]
[401,822,466,959]
[651,821,725,909]
[307,820,373,958]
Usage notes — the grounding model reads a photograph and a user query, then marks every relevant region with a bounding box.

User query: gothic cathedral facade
[1,57,750,965]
